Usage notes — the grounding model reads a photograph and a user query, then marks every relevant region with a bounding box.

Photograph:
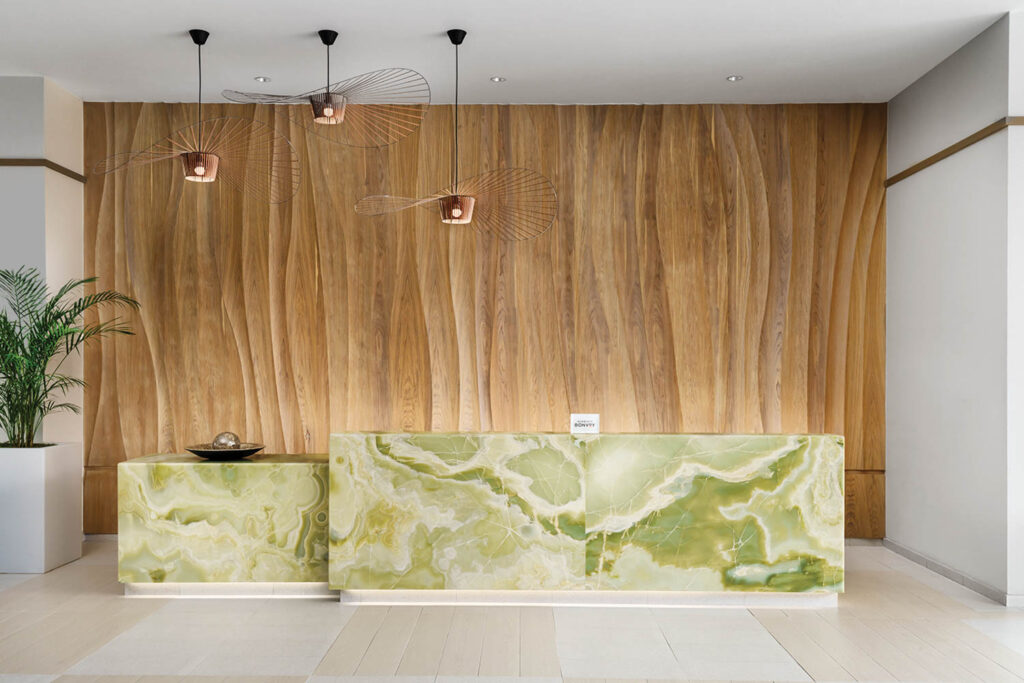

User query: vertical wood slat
[846,470,886,538]
[83,468,117,535]
[83,102,886,535]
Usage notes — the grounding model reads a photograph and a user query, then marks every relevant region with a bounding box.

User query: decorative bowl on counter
[185,444,265,460]
[186,432,264,460]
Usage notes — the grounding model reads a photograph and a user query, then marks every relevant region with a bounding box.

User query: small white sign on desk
[570,413,600,434]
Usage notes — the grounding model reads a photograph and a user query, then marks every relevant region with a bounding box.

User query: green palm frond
[0,268,139,448]
[0,267,48,321]
[45,374,86,393]
[54,289,138,326]
[49,278,88,303]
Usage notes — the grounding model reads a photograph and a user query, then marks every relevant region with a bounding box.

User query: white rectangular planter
[0,443,82,573]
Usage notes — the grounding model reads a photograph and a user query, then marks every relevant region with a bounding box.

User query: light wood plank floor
[0,540,1023,681]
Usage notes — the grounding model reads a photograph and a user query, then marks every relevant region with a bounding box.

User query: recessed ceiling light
[490,76,507,83]
[254,76,271,83]
[726,74,743,82]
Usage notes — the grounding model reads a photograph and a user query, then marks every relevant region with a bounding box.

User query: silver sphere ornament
[212,432,241,449]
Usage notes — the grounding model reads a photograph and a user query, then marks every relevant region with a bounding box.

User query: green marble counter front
[118,453,328,583]
[329,433,844,593]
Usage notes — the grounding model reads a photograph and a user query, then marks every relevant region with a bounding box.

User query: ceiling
[0,0,1021,104]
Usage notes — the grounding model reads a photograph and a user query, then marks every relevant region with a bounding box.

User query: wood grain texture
[845,470,886,538]
[83,468,117,534]
[83,102,887,535]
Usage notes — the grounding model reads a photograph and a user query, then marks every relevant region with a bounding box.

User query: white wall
[0,77,84,445]
[888,17,1009,175]
[0,77,49,275]
[43,79,83,174]
[40,80,84,445]
[0,78,45,157]
[888,11,1024,601]
[0,168,47,273]
[41,170,84,444]
[1005,126,1024,597]
[887,132,1009,592]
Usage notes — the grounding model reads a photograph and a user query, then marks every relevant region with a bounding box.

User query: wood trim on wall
[0,158,86,183]
[885,116,1024,187]
[83,102,887,537]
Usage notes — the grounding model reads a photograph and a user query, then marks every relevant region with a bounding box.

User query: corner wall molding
[886,116,1024,187]
[0,158,86,184]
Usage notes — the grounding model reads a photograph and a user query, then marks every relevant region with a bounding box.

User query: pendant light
[182,30,216,182]
[222,29,430,148]
[92,29,301,204]
[309,31,345,124]
[355,29,557,241]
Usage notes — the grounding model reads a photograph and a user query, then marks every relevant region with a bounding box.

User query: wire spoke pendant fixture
[93,29,301,204]
[222,30,430,148]
[356,29,557,241]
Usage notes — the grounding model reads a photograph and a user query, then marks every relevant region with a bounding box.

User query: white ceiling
[0,0,1021,104]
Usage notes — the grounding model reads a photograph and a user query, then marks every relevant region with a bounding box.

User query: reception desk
[117,434,842,601]
[329,433,844,594]
[118,453,328,584]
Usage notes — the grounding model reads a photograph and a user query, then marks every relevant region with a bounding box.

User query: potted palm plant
[0,267,138,572]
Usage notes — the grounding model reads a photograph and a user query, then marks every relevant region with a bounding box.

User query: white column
[0,76,84,444]
[887,11,1024,604]
[1004,14,1024,602]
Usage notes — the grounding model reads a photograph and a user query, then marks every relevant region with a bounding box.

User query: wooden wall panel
[83,102,886,535]
[83,468,117,536]
[846,470,886,538]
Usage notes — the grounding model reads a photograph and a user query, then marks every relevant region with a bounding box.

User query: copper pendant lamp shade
[179,151,219,182]
[222,29,429,148]
[354,29,558,241]
[309,92,346,124]
[438,194,475,224]
[92,30,301,204]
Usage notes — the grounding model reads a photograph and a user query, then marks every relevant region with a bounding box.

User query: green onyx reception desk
[328,433,845,597]
[118,453,329,586]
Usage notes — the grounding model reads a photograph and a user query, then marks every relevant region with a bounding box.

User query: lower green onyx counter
[118,453,328,583]
[118,435,844,593]
[329,433,844,593]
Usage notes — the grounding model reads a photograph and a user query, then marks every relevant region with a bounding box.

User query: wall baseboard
[882,537,1007,605]
[846,538,883,547]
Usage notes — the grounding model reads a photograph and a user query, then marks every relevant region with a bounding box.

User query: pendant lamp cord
[197,41,203,153]
[453,41,459,189]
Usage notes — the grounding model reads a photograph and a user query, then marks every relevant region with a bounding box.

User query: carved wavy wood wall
[83,102,886,536]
